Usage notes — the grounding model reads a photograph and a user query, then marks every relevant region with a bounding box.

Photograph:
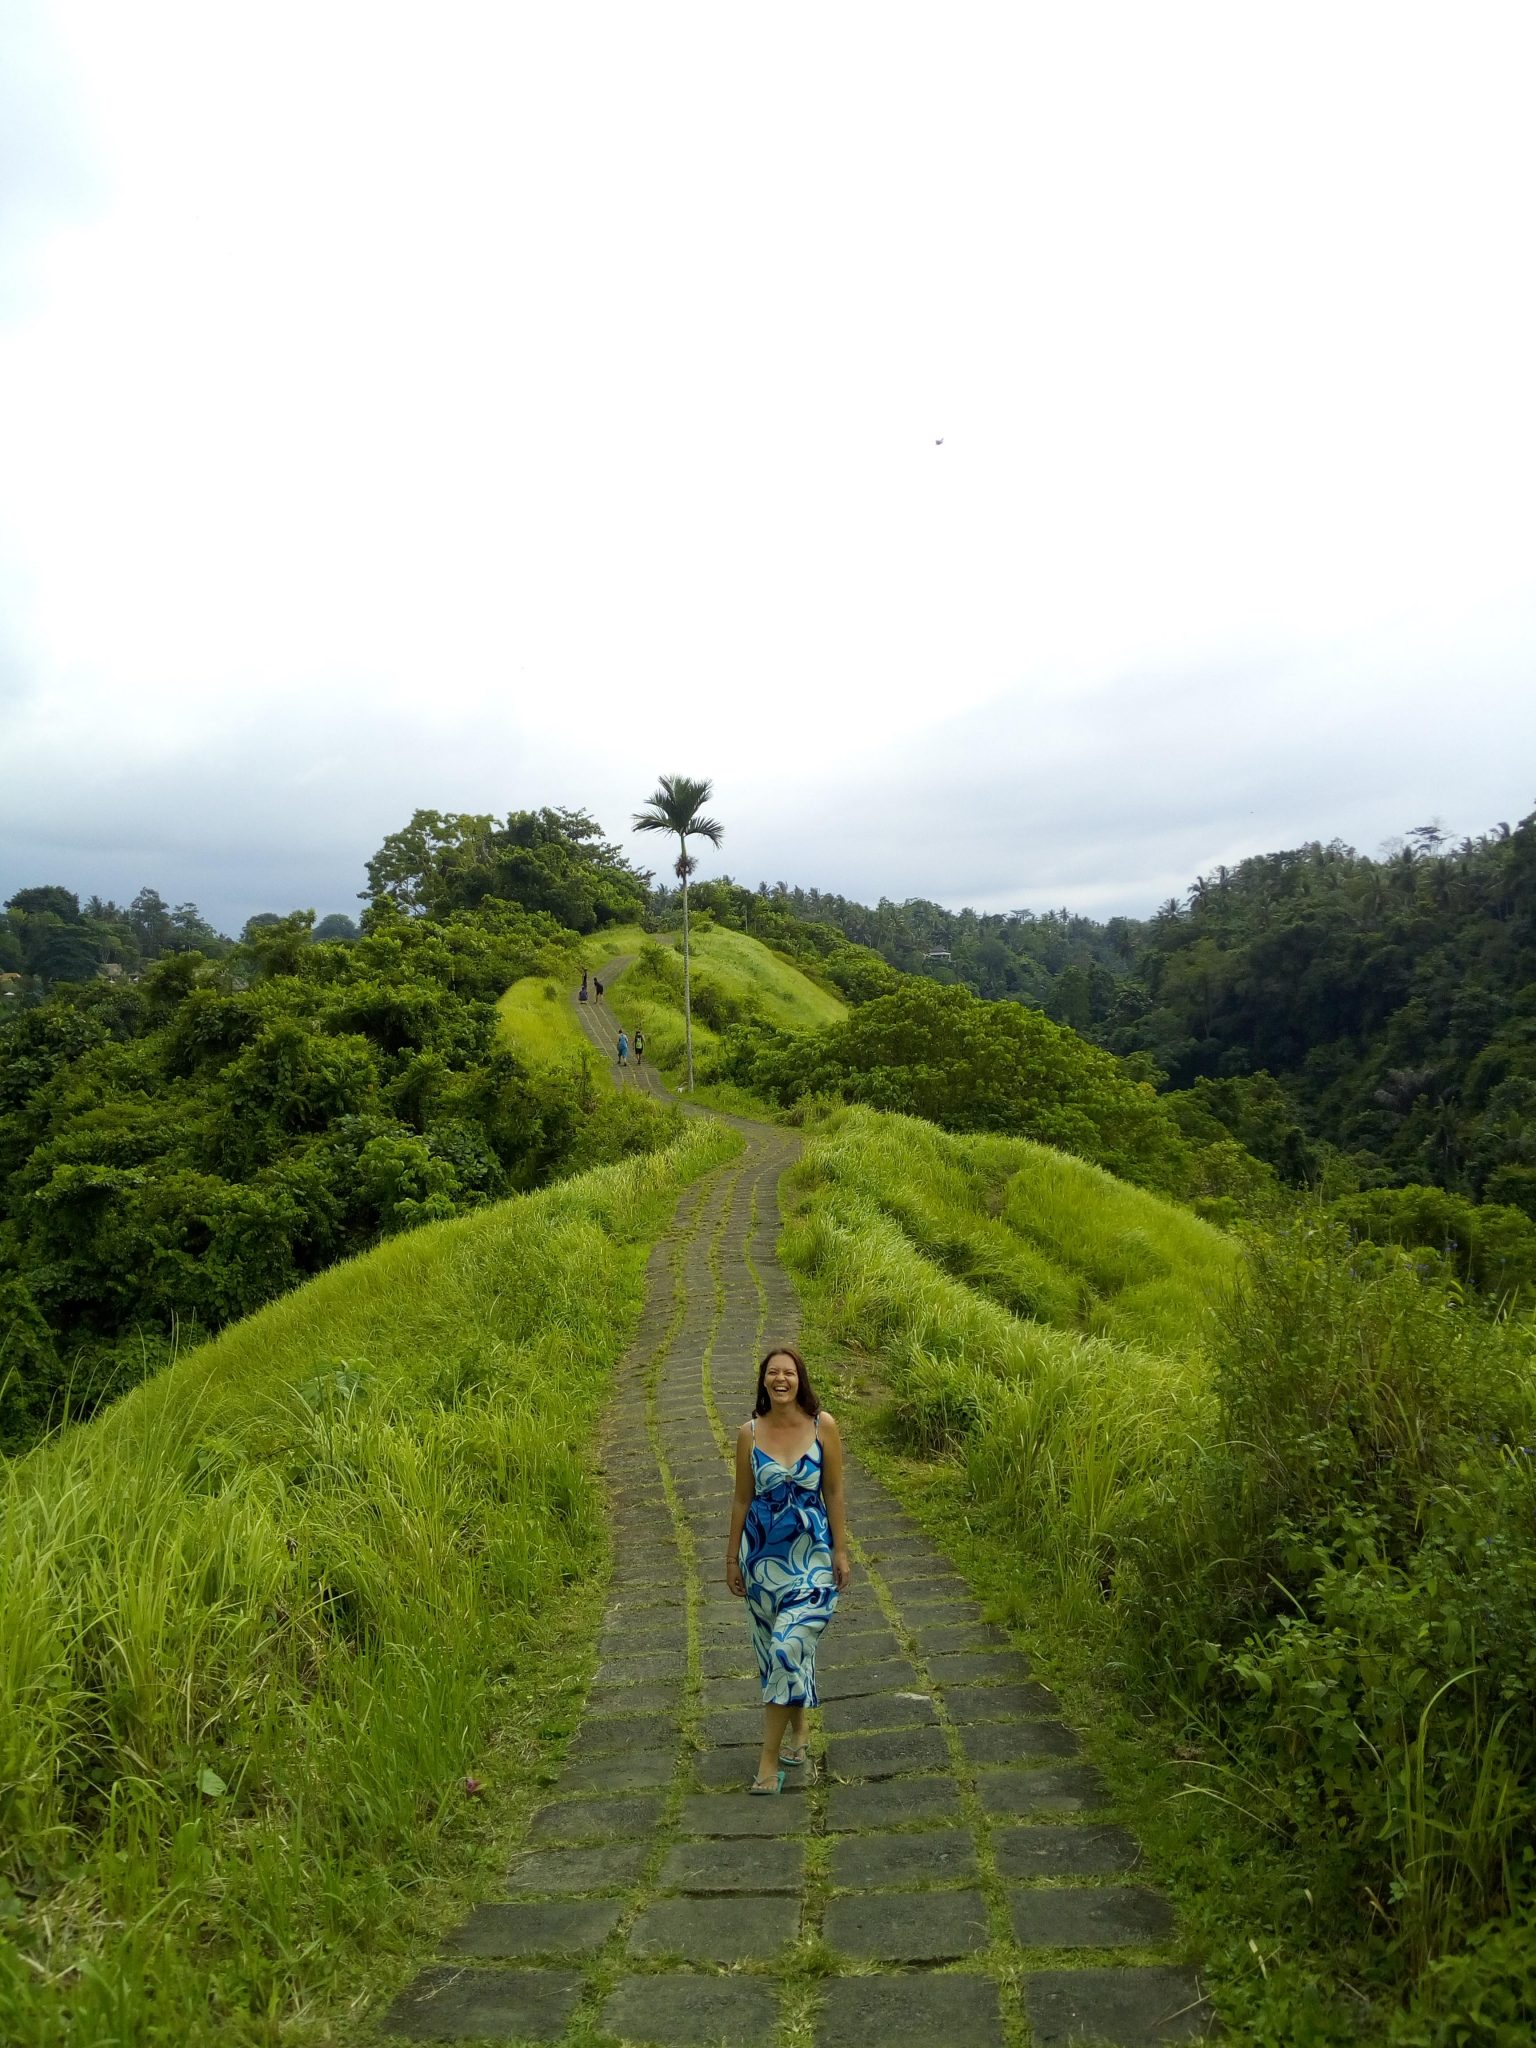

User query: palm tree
[633,774,723,1091]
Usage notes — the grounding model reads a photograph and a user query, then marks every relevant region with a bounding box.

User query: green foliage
[2,886,231,997]
[0,907,681,1446]
[364,806,649,930]
[790,1110,1536,2033]
[724,979,1195,1192]
[0,1118,737,2046]
[1134,1219,1536,1999]
[1330,1183,1536,1305]
[761,808,1536,1220]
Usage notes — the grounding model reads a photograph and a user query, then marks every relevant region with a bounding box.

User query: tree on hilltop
[633,775,722,1092]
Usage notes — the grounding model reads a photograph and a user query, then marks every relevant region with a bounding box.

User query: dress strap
[814,1411,821,1438]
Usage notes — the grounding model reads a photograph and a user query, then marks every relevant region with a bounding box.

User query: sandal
[749,1769,786,1796]
[778,1745,808,1768]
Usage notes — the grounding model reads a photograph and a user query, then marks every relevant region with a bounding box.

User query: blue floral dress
[740,1417,838,1705]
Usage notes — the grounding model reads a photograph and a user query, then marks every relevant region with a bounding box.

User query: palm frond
[632,774,722,844]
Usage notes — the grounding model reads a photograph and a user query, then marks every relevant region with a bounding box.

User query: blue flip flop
[749,1769,786,1796]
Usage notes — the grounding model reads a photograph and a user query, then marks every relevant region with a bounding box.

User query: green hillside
[0,1118,737,2047]
[496,920,846,1083]
[789,1107,1536,2037]
[785,1108,1236,1621]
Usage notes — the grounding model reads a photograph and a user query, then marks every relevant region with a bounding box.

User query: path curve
[382,963,1214,2045]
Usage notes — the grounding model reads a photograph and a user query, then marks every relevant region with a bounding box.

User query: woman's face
[763,1353,800,1410]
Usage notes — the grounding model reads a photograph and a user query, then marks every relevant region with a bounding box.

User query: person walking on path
[725,1346,849,1793]
[633,1029,645,1066]
[578,970,588,1003]
[616,1030,629,1067]
[593,976,604,1001]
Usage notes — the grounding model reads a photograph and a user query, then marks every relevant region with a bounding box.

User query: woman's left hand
[833,1547,852,1591]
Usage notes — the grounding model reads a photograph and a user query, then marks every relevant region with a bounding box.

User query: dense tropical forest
[745,806,1536,1216]
[5,802,1536,1449]
[4,790,1536,2045]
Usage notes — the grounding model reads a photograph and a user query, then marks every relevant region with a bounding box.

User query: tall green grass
[0,1118,737,2046]
[787,1107,1536,2035]
[783,1109,1234,1623]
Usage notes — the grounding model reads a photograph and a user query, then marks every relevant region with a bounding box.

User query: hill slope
[0,1117,737,2047]
[497,920,847,1082]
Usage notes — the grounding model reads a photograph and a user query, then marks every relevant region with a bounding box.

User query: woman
[725,1345,850,1793]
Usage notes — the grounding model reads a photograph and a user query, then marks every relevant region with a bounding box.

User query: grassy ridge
[601,926,845,1083]
[0,1118,738,2047]
[785,1107,1536,2038]
[783,1109,1232,1623]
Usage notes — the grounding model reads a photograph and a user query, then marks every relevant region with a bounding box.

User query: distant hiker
[578,979,588,1003]
[581,968,588,994]
[594,977,605,1000]
[616,1030,629,1067]
[633,1029,645,1066]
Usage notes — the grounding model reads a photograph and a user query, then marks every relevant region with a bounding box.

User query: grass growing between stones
[0,1119,738,2048]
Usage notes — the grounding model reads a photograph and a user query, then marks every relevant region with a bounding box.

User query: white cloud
[2,2,1534,929]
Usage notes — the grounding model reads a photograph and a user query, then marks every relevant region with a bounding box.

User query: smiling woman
[725,1343,850,1793]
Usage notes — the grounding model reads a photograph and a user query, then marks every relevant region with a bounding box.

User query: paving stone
[526,1794,664,1844]
[568,1717,678,1762]
[995,1823,1142,1879]
[816,1659,917,1700]
[911,1621,1010,1653]
[901,1591,984,1618]
[558,1751,675,1795]
[830,1826,979,1888]
[819,1689,937,1733]
[586,1682,683,1720]
[701,1677,765,1707]
[593,1622,684,1654]
[865,1540,950,1567]
[380,1965,582,2038]
[814,1974,1005,2048]
[823,1887,988,1961]
[677,1792,808,1836]
[594,1652,683,1684]
[600,1973,782,2048]
[824,1610,899,1640]
[927,1649,1034,1686]
[701,1707,773,1745]
[505,1841,648,1893]
[1011,1885,1178,1948]
[627,1892,800,1962]
[828,1725,949,1779]
[943,1680,1062,1721]
[658,1835,805,1892]
[693,1746,810,1791]
[960,1719,1080,1766]
[702,1645,756,1677]
[977,1765,1111,1816]
[825,1774,963,1830]
[1022,1966,1215,2043]
[444,1899,622,1955]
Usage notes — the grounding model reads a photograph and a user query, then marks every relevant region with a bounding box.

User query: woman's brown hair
[753,1344,820,1418]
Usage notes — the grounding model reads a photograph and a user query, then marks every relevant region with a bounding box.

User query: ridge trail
[382,962,1213,2045]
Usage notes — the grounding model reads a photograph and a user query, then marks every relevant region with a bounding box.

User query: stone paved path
[381,965,1216,2045]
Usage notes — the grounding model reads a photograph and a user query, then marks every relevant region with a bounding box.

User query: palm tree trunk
[680,841,694,1091]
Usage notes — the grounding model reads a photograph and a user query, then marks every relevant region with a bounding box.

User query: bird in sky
[935,437,944,445]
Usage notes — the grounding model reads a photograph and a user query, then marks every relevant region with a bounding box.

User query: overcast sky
[2,3,1533,935]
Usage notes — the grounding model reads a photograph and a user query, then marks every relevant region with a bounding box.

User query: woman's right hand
[725,1561,746,1598]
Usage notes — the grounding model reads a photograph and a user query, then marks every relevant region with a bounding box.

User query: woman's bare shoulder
[818,1409,840,1433]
